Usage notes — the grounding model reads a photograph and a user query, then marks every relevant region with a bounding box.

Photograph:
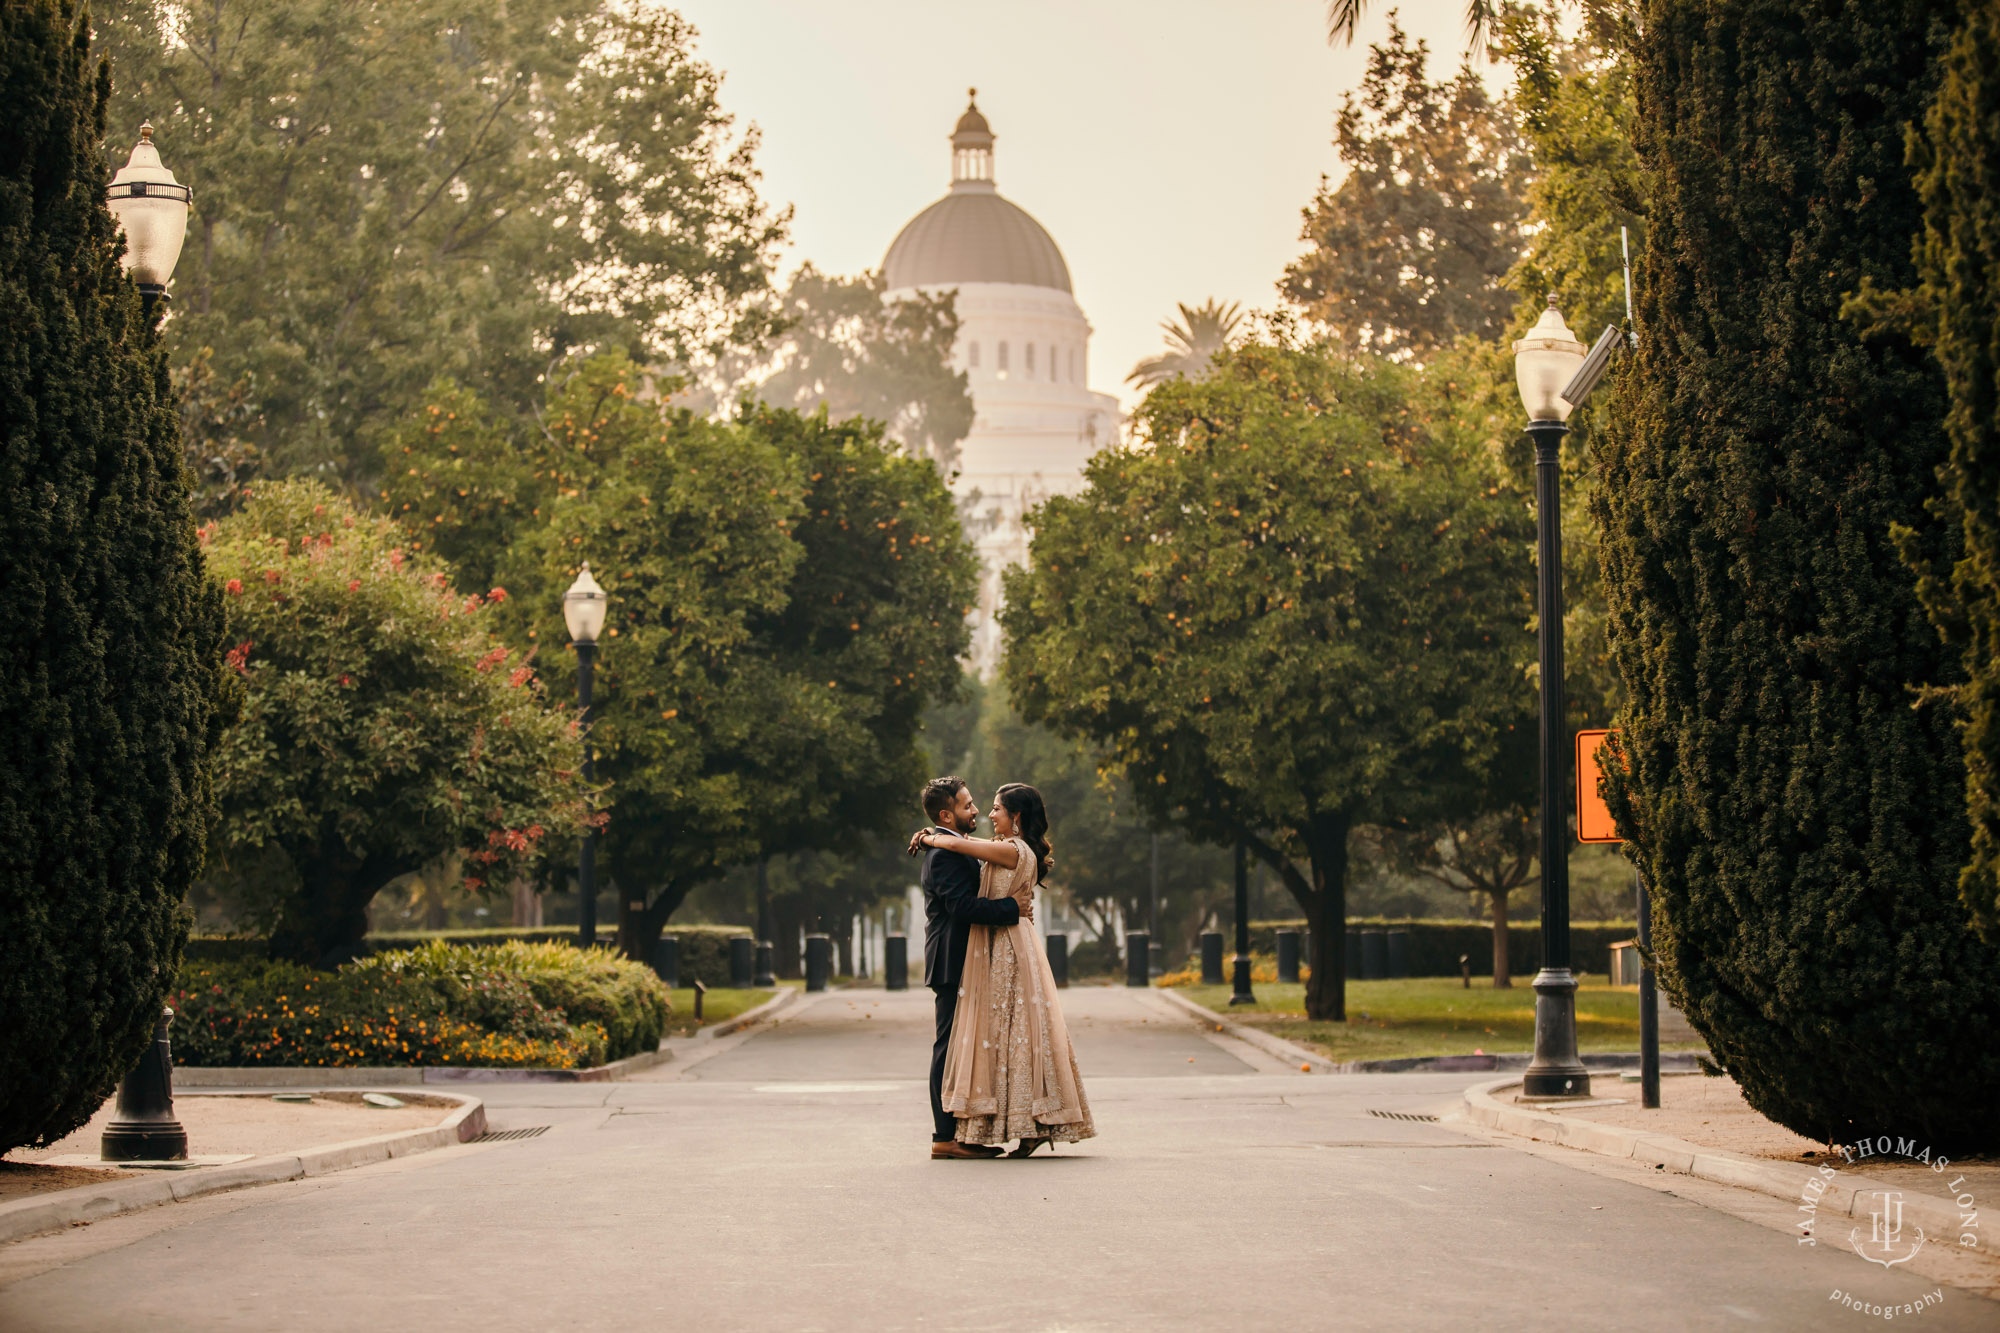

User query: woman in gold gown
[916,783,1095,1156]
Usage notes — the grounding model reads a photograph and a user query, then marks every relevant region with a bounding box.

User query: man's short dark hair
[922,775,967,824]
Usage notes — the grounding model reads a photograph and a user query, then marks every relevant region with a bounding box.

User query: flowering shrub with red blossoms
[202,481,588,963]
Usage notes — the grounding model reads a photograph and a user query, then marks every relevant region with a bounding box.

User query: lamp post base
[1520,967,1592,1098]
[1228,957,1256,1006]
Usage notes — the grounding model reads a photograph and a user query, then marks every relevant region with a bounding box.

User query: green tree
[1598,0,2000,1148]
[1325,0,1496,52]
[1004,339,1536,1019]
[383,353,976,960]
[206,481,583,963]
[1284,18,1529,358]
[738,265,974,474]
[97,0,785,481]
[1125,300,1245,390]
[1906,0,2000,940]
[1,0,228,1153]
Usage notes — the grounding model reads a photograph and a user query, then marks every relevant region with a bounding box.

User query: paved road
[2,986,1992,1331]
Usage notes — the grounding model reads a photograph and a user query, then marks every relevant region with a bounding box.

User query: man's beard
[951,810,977,834]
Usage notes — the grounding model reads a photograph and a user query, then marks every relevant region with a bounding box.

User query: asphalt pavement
[1,984,1990,1331]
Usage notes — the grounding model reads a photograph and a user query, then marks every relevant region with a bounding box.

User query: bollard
[729,936,754,989]
[692,978,707,1021]
[102,1007,187,1162]
[1200,932,1224,985]
[1345,928,1363,980]
[1459,953,1472,989]
[1360,928,1387,981]
[885,934,909,990]
[1386,929,1410,980]
[1047,933,1068,988]
[805,934,832,992]
[753,939,775,988]
[651,936,680,989]
[1125,932,1150,988]
[1275,929,1300,984]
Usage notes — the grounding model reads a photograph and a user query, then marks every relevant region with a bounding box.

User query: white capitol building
[882,92,1121,670]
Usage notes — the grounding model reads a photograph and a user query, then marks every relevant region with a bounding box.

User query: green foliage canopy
[1003,340,1536,1020]
[207,481,584,964]
[96,0,786,481]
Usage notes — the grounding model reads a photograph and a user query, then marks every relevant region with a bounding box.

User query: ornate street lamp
[105,123,191,310]
[1513,295,1592,1099]
[563,565,607,948]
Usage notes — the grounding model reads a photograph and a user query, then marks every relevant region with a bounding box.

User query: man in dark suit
[915,775,1032,1159]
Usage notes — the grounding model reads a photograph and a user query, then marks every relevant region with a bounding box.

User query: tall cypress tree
[1597,0,2000,1149]
[0,1,226,1152]
[1909,0,2000,940]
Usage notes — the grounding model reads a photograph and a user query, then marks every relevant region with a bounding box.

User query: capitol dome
[881,91,1119,672]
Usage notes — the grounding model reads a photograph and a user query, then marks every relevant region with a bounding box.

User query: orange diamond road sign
[1575,728,1621,844]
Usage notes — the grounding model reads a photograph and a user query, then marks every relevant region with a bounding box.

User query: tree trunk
[625,879,693,962]
[1490,889,1512,988]
[267,835,403,967]
[1298,812,1351,1022]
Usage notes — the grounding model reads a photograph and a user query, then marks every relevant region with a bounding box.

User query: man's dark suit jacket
[921,827,1020,988]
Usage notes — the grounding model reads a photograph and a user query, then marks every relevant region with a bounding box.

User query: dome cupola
[882,92,1072,293]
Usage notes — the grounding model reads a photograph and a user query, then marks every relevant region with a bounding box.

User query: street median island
[0,1090,487,1245]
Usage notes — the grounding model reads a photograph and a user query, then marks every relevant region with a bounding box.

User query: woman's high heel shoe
[1009,1138,1050,1158]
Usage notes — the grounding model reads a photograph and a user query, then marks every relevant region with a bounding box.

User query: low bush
[350,940,670,1060]
[169,959,605,1069]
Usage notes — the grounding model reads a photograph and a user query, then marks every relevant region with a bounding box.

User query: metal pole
[1636,869,1660,1109]
[754,861,776,986]
[1230,841,1255,1005]
[1148,832,1163,977]
[575,641,596,949]
[1520,420,1590,1099]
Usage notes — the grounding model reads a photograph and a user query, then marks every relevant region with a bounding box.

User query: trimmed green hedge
[1240,919,1637,978]
[170,958,607,1069]
[350,941,669,1060]
[170,940,671,1069]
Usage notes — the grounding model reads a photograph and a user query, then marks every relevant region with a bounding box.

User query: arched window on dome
[1025,342,1036,377]
[998,340,1009,376]
[968,341,980,369]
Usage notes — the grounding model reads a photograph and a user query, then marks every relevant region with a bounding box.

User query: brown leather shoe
[931,1141,1003,1159]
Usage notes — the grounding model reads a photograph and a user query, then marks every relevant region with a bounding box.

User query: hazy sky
[670,0,1482,412]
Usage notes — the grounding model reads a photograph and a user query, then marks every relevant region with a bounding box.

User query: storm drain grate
[1367,1110,1439,1123]
[475,1126,551,1143]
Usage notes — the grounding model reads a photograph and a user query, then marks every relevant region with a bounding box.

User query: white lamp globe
[1513,295,1589,423]
[562,565,608,644]
[106,124,191,290]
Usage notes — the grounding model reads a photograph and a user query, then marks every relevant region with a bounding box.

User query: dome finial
[951,91,995,187]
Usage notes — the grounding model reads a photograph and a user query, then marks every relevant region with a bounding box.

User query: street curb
[696,986,799,1040]
[1152,988,1707,1075]
[0,1091,486,1247]
[1460,1077,1990,1256]
[174,1044,676,1088]
[1152,987,1340,1071]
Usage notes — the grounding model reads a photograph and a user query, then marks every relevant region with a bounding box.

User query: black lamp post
[100,124,192,1164]
[1230,842,1255,1006]
[1513,295,1592,1100]
[563,565,607,949]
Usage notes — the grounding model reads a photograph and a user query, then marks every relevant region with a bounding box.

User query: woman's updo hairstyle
[995,783,1053,884]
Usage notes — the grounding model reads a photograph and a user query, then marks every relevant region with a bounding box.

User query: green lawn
[663,983,792,1037]
[1174,977,1705,1064]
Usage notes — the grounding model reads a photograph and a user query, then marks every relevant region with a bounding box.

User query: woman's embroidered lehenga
[940,837,1096,1147]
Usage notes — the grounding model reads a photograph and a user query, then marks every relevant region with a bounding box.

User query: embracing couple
[913,775,1096,1159]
